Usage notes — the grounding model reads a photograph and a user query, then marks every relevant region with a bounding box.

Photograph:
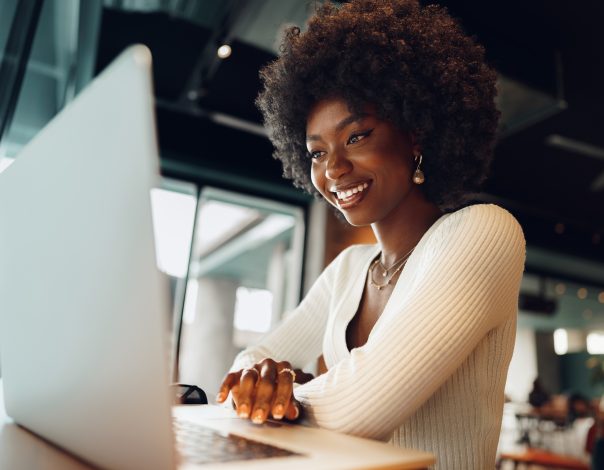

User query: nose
[325,151,352,181]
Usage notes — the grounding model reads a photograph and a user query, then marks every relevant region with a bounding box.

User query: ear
[409,131,421,158]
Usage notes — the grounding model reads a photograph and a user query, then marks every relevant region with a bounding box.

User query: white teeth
[335,182,369,200]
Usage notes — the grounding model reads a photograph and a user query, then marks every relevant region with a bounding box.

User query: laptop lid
[0,45,176,470]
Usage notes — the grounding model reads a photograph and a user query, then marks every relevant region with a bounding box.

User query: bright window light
[182,279,199,325]
[553,328,568,355]
[150,188,196,277]
[587,331,604,355]
[196,201,258,254]
[233,287,272,333]
[0,156,15,174]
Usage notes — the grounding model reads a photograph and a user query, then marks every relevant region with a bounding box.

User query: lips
[331,181,371,209]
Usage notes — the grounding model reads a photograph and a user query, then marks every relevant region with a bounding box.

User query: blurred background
[1,0,603,465]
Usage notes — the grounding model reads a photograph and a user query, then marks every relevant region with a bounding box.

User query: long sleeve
[293,204,525,441]
[229,246,347,372]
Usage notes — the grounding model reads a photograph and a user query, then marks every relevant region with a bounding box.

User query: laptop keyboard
[173,418,303,465]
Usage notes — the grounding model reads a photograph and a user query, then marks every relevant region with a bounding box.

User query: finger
[216,371,241,403]
[251,359,278,424]
[271,367,295,420]
[284,400,300,421]
[236,368,259,418]
[276,361,292,373]
[231,384,240,408]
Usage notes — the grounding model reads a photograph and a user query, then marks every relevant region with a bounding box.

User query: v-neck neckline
[333,211,452,360]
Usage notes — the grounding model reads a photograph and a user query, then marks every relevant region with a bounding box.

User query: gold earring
[413,154,425,184]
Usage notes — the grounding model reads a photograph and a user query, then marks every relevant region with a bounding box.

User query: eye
[347,129,373,145]
[309,150,326,160]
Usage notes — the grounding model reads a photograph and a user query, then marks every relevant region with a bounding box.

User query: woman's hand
[216,358,312,424]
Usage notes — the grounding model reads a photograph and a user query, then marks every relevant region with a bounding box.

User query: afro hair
[256,0,500,209]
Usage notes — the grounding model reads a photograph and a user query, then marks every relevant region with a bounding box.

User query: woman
[216,1,525,468]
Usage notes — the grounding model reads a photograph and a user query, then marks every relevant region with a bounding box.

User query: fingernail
[252,409,264,424]
[238,404,250,418]
[293,405,300,420]
[273,404,284,419]
[216,392,225,402]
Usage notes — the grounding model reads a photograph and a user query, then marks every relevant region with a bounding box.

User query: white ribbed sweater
[231,204,526,469]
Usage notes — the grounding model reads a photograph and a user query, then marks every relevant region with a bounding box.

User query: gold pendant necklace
[369,243,418,291]
[369,255,409,290]
[377,245,416,277]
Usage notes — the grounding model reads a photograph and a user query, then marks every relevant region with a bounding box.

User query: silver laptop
[0,45,434,470]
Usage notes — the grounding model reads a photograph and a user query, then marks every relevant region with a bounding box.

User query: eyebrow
[306,113,367,142]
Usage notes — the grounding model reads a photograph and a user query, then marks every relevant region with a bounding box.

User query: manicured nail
[238,404,250,418]
[216,392,225,402]
[252,409,264,424]
[273,404,284,419]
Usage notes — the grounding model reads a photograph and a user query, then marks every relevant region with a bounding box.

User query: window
[177,187,305,396]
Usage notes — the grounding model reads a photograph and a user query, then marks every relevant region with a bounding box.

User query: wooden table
[497,448,589,470]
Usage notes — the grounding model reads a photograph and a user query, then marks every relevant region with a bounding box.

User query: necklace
[369,249,414,290]
[377,245,416,278]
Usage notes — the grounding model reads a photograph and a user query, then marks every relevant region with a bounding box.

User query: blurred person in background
[528,378,551,409]
[568,393,591,424]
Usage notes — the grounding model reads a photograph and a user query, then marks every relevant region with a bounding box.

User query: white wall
[505,328,538,402]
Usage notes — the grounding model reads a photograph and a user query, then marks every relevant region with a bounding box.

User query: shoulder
[425,203,526,271]
[438,203,524,247]
[445,203,521,230]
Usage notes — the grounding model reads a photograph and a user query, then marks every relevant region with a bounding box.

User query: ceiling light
[599,292,604,304]
[584,309,593,320]
[217,44,232,59]
[578,287,588,300]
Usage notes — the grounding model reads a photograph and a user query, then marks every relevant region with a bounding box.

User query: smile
[331,182,370,209]
[335,182,369,200]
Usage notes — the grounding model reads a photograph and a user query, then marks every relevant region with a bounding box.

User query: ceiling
[74,0,604,283]
[436,0,604,277]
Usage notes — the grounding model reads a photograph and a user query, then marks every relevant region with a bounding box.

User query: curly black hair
[256,0,500,209]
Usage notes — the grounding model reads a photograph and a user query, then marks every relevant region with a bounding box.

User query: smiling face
[306,97,422,227]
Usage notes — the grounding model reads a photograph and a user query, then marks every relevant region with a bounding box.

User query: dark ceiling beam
[156,97,266,137]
